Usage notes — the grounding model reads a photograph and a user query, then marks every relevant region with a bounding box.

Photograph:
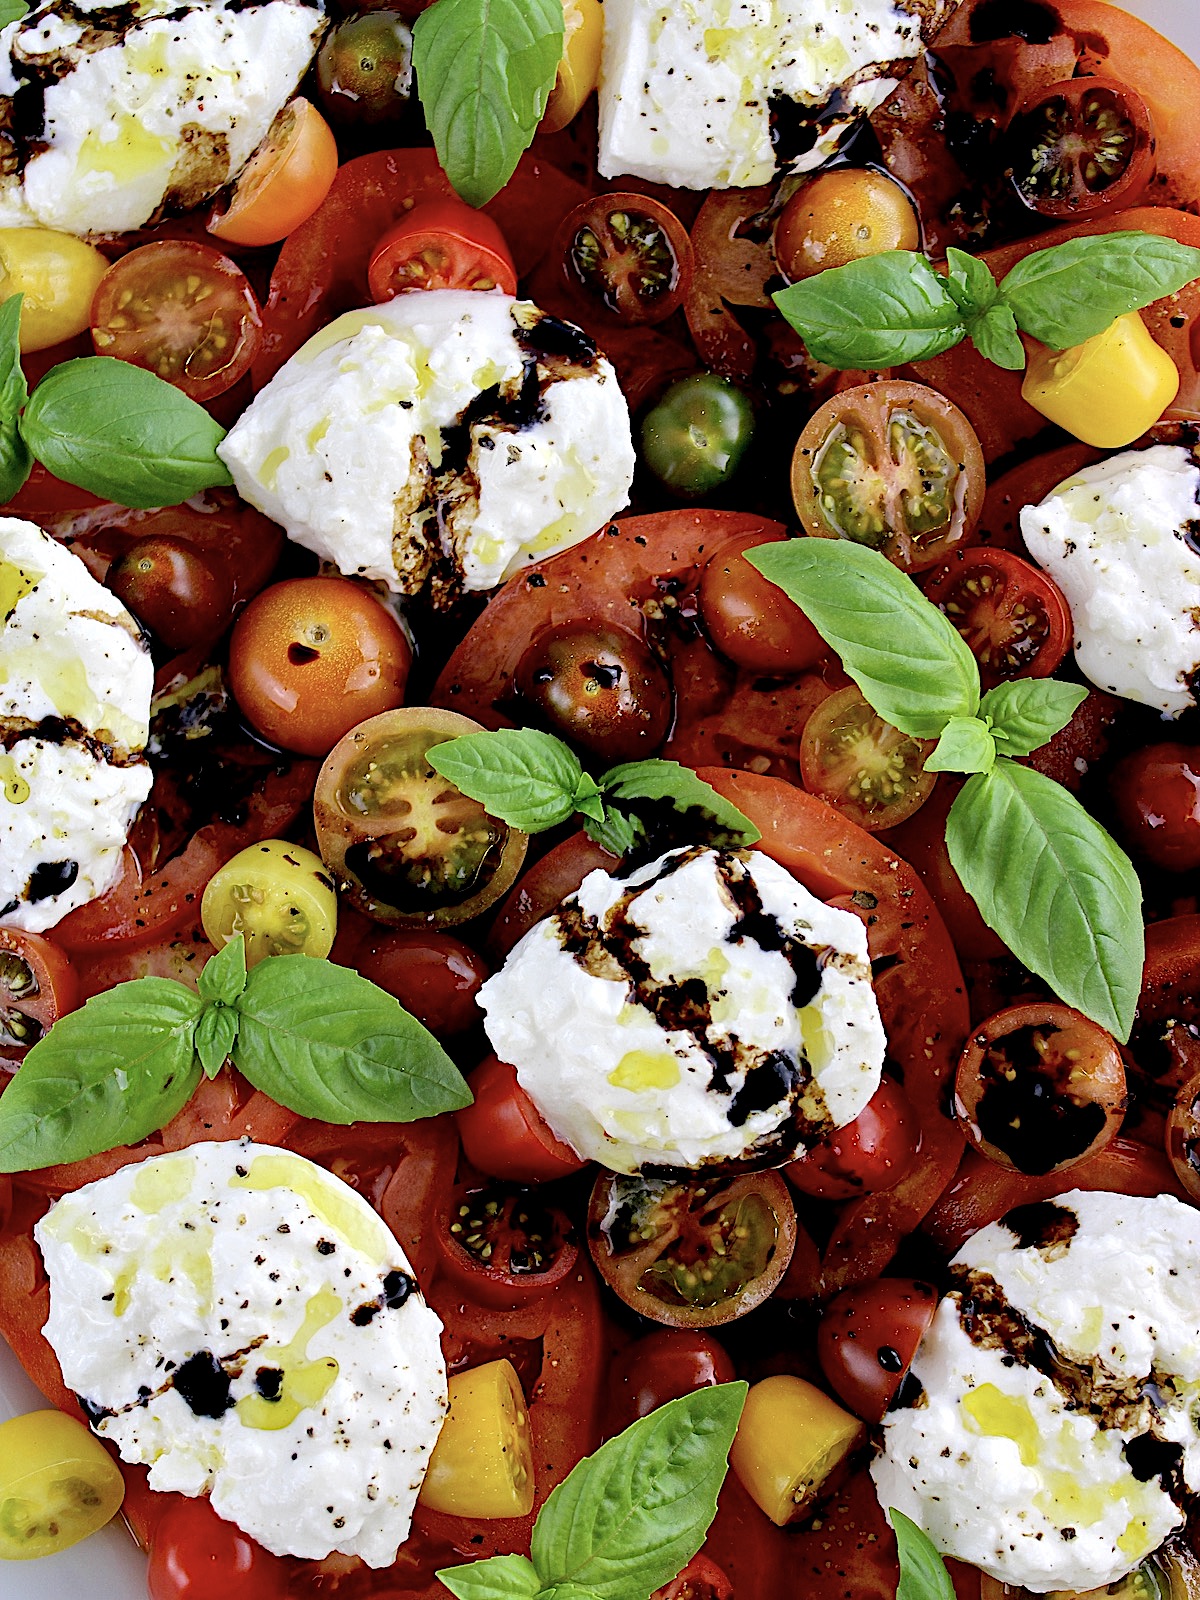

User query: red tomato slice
[368,198,518,299]
[434,1176,580,1309]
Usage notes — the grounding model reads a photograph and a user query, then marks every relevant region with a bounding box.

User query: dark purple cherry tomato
[698,533,827,674]
[1112,743,1200,870]
[106,535,234,652]
[515,621,673,762]
[356,929,489,1036]
[817,1277,939,1423]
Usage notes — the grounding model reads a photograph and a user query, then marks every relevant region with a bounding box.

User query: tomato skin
[1166,1072,1200,1202]
[105,534,235,653]
[208,98,338,249]
[774,169,918,282]
[0,929,80,1064]
[817,1278,939,1424]
[641,373,755,495]
[699,531,827,674]
[1112,743,1200,870]
[605,1329,736,1436]
[454,1055,586,1183]
[368,198,517,299]
[315,11,413,128]
[147,1496,290,1600]
[355,930,489,1036]
[881,779,1009,963]
[228,577,412,758]
[785,1077,920,1202]
[922,548,1072,691]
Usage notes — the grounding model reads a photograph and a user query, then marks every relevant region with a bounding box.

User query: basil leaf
[925,715,995,775]
[197,934,247,1007]
[530,1382,746,1598]
[601,759,762,845]
[195,1004,239,1080]
[413,0,563,208]
[582,807,639,859]
[438,1553,542,1600]
[0,1,28,26]
[981,679,1088,758]
[429,728,583,832]
[21,357,233,509]
[748,540,979,738]
[572,770,607,826]
[946,762,1143,1041]
[535,1588,604,1600]
[891,1510,954,1600]
[0,416,31,504]
[0,293,29,418]
[999,232,1200,349]
[772,252,965,368]
[944,248,998,320]
[233,955,472,1122]
[967,302,1025,371]
[0,980,203,1172]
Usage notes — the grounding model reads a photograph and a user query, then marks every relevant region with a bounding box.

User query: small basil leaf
[0,417,32,504]
[429,728,583,832]
[437,1553,542,1600]
[772,252,965,368]
[980,679,1088,758]
[891,1509,954,1600]
[0,980,204,1172]
[967,302,1026,371]
[571,771,607,826]
[946,762,1143,1041]
[582,807,640,859]
[413,0,563,207]
[21,357,233,509]
[747,540,980,738]
[0,293,29,418]
[999,232,1200,349]
[234,956,472,1122]
[925,715,996,775]
[0,1,29,26]
[195,1005,239,1080]
[530,1383,747,1598]
[601,759,762,845]
[944,248,998,320]
[197,933,248,1007]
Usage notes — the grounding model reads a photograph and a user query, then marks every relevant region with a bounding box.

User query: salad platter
[2,0,1200,1597]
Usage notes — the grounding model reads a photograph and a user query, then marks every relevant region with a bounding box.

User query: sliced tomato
[554,192,693,325]
[799,685,936,831]
[653,1554,734,1600]
[0,929,79,1064]
[1007,76,1156,219]
[435,1178,580,1309]
[368,198,517,299]
[922,548,1072,689]
[208,97,338,248]
[817,1278,939,1423]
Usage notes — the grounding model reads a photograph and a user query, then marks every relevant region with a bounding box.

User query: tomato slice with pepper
[554,192,693,325]
[435,1179,580,1309]
[1006,75,1156,218]
[0,929,79,1064]
[922,548,1072,690]
[367,198,518,299]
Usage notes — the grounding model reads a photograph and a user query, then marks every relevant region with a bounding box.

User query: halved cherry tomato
[605,1329,736,1436]
[1166,1073,1200,1203]
[435,1180,579,1309]
[105,535,235,654]
[1007,76,1156,218]
[799,685,936,832]
[355,929,489,1036]
[817,1278,939,1424]
[228,577,412,758]
[455,1055,586,1183]
[368,198,517,299]
[147,1494,289,1600]
[0,929,79,1064]
[555,193,694,325]
[653,1554,734,1600]
[774,169,919,283]
[953,1002,1127,1176]
[922,548,1072,690]
[208,97,338,249]
[514,620,673,762]
[785,1078,921,1201]
[791,381,986,572]
[699,532,828,674]
[1112,743,1200,870]
[89,241,263,403]
[541,0,603,132]
[586,1169,797,1328]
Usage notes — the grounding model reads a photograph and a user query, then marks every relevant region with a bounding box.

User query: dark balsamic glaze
[972,1023,1108,1176]
[172,1349,234,1419]
[1123,1434,1185,1495]
[253,1366,284,1401]
[967,0,1060,44]
[352,1269,415,1327]
[25,859,79,903]
[1000,1200,1079,1253]
[888,1369,926,1411]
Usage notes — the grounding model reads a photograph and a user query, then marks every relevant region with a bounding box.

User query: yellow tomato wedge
[418,1359,535,1517]
[541,0,603,133]
[0,228,109,352]
[1021,311,1180,448]
[208,97,338,249]
[729,1374,864,1526]
[0,1409,125,1560]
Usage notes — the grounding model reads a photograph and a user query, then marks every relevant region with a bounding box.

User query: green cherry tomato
[315,11,413,129]
[640,373,755,496]
[200,839,338,966]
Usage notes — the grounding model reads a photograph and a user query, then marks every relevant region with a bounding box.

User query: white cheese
[0,0,326,236]
[872,1190,1200,1593]
[597,0,954,190]
[1020,443,1200,717]
[0,517,152,932]
[37,1141,448,1569]
[478,845,886,1173]
[218,290,635,601]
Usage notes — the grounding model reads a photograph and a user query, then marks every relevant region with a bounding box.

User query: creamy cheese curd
[0,516,152,932]
[218,290,635,604]
[0,0,326,235]
[1020,444,1200,717]
[872,1190,1200,1593]
[478,845,886,1173]
[36,1142,448,1569]
[597,0,956,189]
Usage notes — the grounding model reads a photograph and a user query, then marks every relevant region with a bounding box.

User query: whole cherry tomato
[147,1495,289,1600]
[106,535,234,653]
[817,1278,939,1423]
[454,1055,586,1184]
[1111,743,1200,870]
[785,1077,921,1201]
[315,11,413,128]
[774,169,918,282]
[356,930,490,1036]
[515,621,673,763]
[606,1329,736,1435]
[698,532,827,674]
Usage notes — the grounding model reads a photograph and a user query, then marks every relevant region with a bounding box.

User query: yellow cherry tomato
[200,839,337,966]
[0,228,110,352]
[773,170,919,283]
[1021,311,1180,448]
[728,1374,864,1526]
[208,98,338,248]
[0,1409,125,1560]
[541,0,603,133]
[418,1359,535,1518]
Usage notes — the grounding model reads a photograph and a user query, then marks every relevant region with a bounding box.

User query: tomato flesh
[1008,76,1156,218]
[368,199,517,299]
[817,1278,939,1423]
[923,549,1072,690]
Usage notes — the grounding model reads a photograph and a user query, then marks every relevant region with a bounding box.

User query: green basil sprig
[891,1510,954,1600]
[0,299,232,509]
[428,729,761,856]
[0,936,471,1172]
[748,539,1143,1041]
[773,233,1200,372]
[438,1383,747,1600]
[413,0,563,208]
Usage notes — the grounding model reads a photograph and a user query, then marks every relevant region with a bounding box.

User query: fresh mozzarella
[1020,443,1200,717]
[0,0,326,236]
[37,1142,448,1569]
[872,1190,1200,1593]
[218,290,635,603]
[477,845,886,1173]
[0,516,152,932]
[596,0,957,190]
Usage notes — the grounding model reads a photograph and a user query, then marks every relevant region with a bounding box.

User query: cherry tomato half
[105,535,235,654]
[541,0,603,132]
[1166,1072,1200,1202]
[791,381,985,572]
[208,98,339,248]
[1007,76,1156,219]
[436,1180,580,1309]
[147,1495,289,1600]
[228,577,412,757]
[799,685,936,832]
[954,1002,1127,1176]
[817,1278,939,1423]
[368,198,517,300]
[785,1077,921,1201]
[0,929,80,1064]
[1111,742,1200,870]
[922,547,1072,691]
[605,1329,736,1436]
[641,373,756,497]
[555,193,694,325]
[653,1554,734,1600]
[455,1054,586,1183]
[514,621,673,762]
[89,241,263,404]
[355,929,490,1036]
[586,1168,797,1328]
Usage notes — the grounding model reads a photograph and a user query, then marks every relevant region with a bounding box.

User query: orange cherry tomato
[368,198,517,299]
[207,98,338,249]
